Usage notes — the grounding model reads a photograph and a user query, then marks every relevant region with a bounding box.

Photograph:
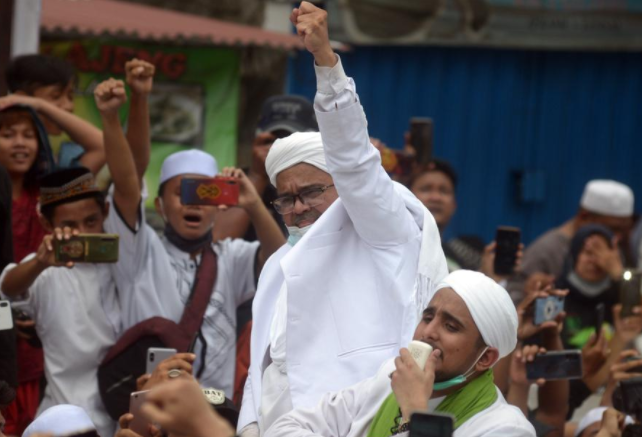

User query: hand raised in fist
[94,78,127,115]
[125,58,156,95]
[290,2,336,67]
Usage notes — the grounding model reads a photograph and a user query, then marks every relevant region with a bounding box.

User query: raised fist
[290,2,336,67]
[94,78,127,115]
[125,58,156,95]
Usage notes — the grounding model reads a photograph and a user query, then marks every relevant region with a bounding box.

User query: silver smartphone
[146,347,177,374]
[0,301,13,331]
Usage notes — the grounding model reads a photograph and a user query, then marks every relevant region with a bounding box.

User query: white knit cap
[574,407,634,437]
[159,149,218,185]
[23,405,96,437]
[265,132,329,186]
[580,179,634,218]
[434,270,518,360]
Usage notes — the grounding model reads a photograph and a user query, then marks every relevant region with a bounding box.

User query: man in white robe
[265,270,536,437]
[238,2,448,435]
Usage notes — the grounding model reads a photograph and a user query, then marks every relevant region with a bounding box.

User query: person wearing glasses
[237,3,448,437]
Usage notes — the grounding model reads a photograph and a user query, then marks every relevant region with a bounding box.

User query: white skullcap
[574,407,634,437]
[159,149,218,185]
[23,405,96,437]
[580,179,634,218]
[435,270,518,360]
[265,132,329,186]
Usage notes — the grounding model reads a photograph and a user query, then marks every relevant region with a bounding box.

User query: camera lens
[0,302,7,307]
[150,353,155,362]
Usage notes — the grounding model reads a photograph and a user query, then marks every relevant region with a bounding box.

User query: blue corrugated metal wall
[286,46,642,244]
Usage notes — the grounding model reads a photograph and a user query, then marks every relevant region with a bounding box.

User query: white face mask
[286,224,313,246]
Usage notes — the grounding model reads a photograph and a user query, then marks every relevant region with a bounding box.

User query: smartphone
[526,350,583,381]
[409,412,454,437]
[620,270,642,318]
[620,378,642,417]
[181,177,239,206]
[493,226,521,276]
[534,296,565,326]
[595,302,605,339]
[129,390,152,437]
[53,234,119,263]
[410,118,433,165]
[0,301,13,331]
[146,347,177,374]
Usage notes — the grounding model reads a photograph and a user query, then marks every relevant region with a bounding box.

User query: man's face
[0,119,38,177]
[155,174,217,240]
[410,171,456,230]
[44,197,108,234]
[30,81,75,134]
[275,163,338,228]
[412,288,485,382]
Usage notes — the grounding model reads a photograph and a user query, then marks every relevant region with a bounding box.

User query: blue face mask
[287,224,313,246]
[433,347,489,391]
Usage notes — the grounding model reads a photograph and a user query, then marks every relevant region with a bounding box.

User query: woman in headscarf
[556,224,624,349]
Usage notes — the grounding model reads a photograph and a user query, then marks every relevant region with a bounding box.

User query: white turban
[435,270,518,359]
[23,405,96,437]
[574,407,634,437]
[265,132,329,186]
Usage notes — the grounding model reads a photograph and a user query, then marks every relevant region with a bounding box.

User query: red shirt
[12,188,47,263]
[11,187,46,383]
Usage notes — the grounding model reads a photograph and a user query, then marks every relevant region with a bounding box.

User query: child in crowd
[94,76,285,398]
[2,54,105,171]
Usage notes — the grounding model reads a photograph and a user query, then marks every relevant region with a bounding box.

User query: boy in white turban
[238,2,448,436]
[265,270,536,437]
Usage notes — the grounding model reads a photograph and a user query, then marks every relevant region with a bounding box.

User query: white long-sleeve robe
[265,359,536,437]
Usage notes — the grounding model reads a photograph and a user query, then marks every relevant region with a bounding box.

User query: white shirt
[0,230,121,437]
[269,282,288,372]
[238,55,447,432]
[265,359,536,437]
[108,203,260,396]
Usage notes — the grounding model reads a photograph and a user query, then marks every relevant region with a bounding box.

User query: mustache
[293,210,321,226]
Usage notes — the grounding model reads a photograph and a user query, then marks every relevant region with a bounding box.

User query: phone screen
[409,118,433,165]
[409,413,454,437]
[180,177,239,206]
[494,226,521,276]
[620,271,642,318]
[526,351,583,381]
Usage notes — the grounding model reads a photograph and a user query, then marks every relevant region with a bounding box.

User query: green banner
[42,40,240,206]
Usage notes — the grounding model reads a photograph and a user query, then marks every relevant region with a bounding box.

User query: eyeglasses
[272,184,335,215]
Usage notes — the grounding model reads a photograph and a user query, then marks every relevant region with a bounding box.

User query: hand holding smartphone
[525,350,583,381]
[181,177,239,206]
[146,347,178,374]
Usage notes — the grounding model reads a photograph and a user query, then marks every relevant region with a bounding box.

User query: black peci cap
[257,95,318,135]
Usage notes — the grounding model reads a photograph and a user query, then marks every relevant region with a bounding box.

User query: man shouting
[238,2,448,435]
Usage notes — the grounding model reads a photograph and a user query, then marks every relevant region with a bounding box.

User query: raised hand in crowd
[290,1,335,67]
[94,78,127,115]
[601,350,642,407]
[507,344,547,416]
[141,379,235,437]
[126,58,155,95]
[581,330,610,392]
[1,227,79,298]
[479,241,524,283]
[124,58,155,180]
[516,286,568,341]
[136,353,196,391]
[584,234,625,281]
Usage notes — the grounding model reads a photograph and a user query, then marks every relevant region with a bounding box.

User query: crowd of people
[1,2,642,437]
